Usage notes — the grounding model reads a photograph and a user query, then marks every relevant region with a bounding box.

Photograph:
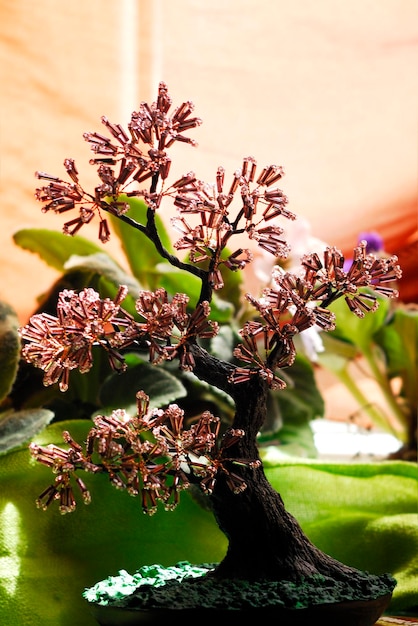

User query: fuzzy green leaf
[13,229,103,272]
[0,408,54,454]
[210,325,237,362]
[64,252,142,297]
[0,303,20,404]
[98,359,187,410]
[277,355,325,425]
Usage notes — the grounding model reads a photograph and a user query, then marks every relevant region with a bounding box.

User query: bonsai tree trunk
[190,342,365,584]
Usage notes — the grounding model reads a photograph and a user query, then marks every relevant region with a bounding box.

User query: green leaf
[375,306,418,410]
[13,229,102,273]
[0,303,20,404]
[277,355,325,425]
[261,421,318,458]
[158,265,234,323]
[210,325,237,362]
[328,292,391,353]
[177,369,236,421]
[316,333,359,374]
[209,295,235,324]
[0,408,54,454]
[98,360,187,410]
[59,343,115,411]
[317,333,395,434]
[257,356,324,457]
[109,195,173,289]
[157,263,201,299]
[376,306,418,377]
[64,252,142,297]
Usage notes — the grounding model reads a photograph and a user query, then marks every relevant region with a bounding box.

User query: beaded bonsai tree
[22,82,401,619]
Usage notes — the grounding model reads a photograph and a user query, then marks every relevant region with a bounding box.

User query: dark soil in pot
[85,561,396,626]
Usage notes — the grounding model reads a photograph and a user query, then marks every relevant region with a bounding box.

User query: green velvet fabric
[0,421,416,625]
[263,451,418,614]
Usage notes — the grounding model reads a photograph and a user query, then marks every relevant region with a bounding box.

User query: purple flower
[358,231,384,254]
[343,231,384,272]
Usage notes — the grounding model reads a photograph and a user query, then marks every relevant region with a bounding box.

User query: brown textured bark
[189,342,362,584]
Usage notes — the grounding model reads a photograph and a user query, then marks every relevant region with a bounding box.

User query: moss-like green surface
[84,561,396,610]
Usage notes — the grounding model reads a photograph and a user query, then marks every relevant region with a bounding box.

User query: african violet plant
[20,82,401,613]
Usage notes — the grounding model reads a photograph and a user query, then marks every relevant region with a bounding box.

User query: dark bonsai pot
[85,562,395,626]
[90,597,393,626]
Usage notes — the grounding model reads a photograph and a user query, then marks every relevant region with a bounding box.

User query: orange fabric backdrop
[1,0,417,322]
